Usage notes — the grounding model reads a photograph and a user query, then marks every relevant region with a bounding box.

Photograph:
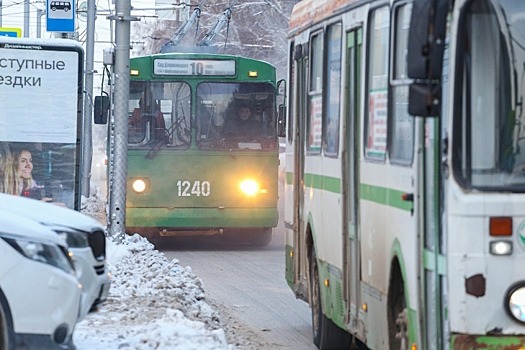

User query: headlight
[240,179,260,196]
[489,240,513,255]
[505,283,525,324]
[57,230,89,248]
[2,236,76,275]
[132,179,147,193]
[240,179,267,196]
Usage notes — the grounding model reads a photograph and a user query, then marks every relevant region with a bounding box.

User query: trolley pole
[108,0,135,242]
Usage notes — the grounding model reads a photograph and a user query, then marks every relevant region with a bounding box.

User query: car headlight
[57,230,89,248]
[505,283,525,324]
[2,236,76,275]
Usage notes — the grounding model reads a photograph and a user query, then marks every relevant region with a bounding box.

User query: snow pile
[80,189,107,225]
[76,195,234,350]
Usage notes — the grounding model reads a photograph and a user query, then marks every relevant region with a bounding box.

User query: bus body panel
[285,0,525,349]
[127,150,278,229]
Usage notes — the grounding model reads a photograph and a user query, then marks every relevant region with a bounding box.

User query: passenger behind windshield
[196,82,277,150]
[129,92,167,143]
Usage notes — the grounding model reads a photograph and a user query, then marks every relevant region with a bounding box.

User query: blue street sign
[46,0,76,32]
[0,28,22,37]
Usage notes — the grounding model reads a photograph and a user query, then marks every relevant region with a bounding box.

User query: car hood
[0,211,66,246]
[0,193,104,233]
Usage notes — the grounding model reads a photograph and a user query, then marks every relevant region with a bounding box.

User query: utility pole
[37,9,44,38]
[81,0,96,197]
[108,0,135,242]
[24,0,29,37]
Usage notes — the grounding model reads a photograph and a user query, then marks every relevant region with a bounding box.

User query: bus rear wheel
[310,249,352,349]
[388,262,408,350]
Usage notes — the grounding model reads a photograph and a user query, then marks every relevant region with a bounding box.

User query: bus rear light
[489,240,513,255]
[489,217,512,236]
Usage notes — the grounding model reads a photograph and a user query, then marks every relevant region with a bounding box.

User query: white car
[0,212,81,350]
[0,193,111,318]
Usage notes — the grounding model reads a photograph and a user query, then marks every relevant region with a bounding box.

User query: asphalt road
[157,184,318,350]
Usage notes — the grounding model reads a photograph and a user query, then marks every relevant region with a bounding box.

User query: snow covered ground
[74,193,235,350]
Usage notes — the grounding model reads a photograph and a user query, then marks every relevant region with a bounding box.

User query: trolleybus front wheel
[249,228,272,247]
[224,228,272,247]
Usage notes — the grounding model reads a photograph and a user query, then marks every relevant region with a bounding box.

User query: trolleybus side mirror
[277,79,287,137]
[94,95,110,125]
[407,0,448,117]
[277,104,286,137]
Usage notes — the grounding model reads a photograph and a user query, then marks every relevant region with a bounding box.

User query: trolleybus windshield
[128,81,191,148]
[196,82,277,151]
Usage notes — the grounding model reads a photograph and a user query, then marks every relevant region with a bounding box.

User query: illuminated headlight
[240,179,260,196]
[489,240,513,255]
[505,283,525,324]
[1,236,76,275]
[132,179,147,193]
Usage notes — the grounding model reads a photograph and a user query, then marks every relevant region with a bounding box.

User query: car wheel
[0,297,12,350]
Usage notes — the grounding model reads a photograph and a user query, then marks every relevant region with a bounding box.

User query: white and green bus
[283,0,525,349]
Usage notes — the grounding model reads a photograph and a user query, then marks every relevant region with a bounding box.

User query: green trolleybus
[125,52,280,246]
[284,0,525,349]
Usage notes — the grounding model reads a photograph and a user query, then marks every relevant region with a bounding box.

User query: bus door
[343,27,362,334]
[292,43,309,299]
[406,0,448,347]
[420,118,446,350]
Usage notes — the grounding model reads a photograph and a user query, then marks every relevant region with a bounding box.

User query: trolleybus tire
[250,228,272,247]
[310,249,352,349]
[224,228,273,247]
